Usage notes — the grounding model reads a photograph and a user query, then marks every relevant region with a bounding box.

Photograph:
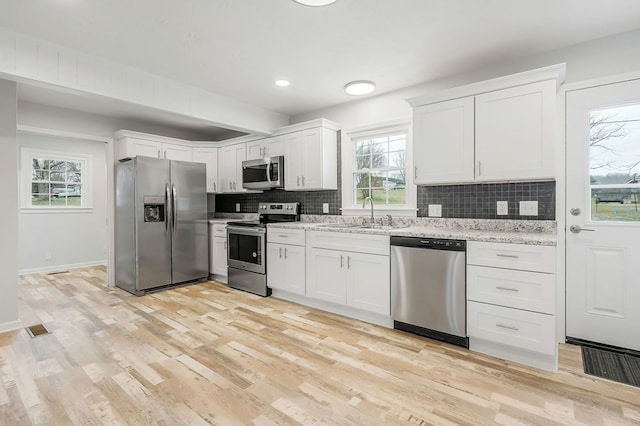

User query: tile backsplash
[417,181,555,220]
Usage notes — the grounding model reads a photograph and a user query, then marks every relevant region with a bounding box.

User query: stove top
[228,202,300,228]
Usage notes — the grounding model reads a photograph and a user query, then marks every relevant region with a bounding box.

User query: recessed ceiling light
[275,80,290,87]
[344,80,376,96]
[293,0,337,6]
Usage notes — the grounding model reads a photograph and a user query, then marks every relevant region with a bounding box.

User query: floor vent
[47,271,70,275]
[26,324,51,338]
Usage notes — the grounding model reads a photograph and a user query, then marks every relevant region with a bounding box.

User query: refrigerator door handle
[172,184,177,235]
[165,183,171,234]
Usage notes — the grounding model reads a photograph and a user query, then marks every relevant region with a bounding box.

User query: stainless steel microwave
[241,156,284,190]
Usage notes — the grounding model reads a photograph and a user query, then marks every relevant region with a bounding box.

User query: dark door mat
[582,346,640,387]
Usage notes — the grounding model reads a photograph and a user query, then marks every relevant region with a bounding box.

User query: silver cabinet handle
[478,160,482,176]
[279,247,282,258]
[301,176,305,186]
[164,150,167,159]
[228,181,232,190]
[297,176,300,186]
[347,256,351,269]
[496,254,519,259]
[570,225,595,233]
[570,208,581,216]
[496,323,519,331]
[340,255,344,268]
[279,234,288,238]
[496,286,519,292]
[213,182,216,192]
[414,166,418,180]
[157,148,161,158]
[224,240,227,249]
[284,248,288,259]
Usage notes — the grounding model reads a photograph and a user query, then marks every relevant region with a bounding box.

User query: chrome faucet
[363,196,374,223]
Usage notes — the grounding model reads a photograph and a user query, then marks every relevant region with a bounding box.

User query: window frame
[20,147,93,212]
[341,119,417,217]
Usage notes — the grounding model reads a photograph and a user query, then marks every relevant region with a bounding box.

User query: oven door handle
[226,226,266,236]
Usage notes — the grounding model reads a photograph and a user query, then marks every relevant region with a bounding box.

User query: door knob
[570,225,595,233]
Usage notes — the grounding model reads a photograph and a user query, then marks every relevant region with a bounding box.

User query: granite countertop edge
[266,222,557,246]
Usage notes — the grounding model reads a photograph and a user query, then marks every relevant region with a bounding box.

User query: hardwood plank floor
[1,266,639,425]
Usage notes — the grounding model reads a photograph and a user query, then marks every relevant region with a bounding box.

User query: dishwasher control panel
[391,236,466,251]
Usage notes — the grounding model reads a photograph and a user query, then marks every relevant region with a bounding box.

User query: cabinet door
[346,252,390,315]
[212,237,228,278]
[284,132,302,190]
[300,128,323,189]
[413,97,474,184]
[193,148,219,193]
[162,142,193,161]
[475,80,555,181]
[306,247,346,304]
[234,144,246,191]
[246,139,265,161]
[218,146,235,193]
[268,243,305,295]
[264,136,284,158]
[125,137,162,159]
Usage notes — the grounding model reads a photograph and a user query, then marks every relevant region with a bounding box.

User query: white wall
[292,28,640,128]
[17,131,109,274]
[0,79,19,332]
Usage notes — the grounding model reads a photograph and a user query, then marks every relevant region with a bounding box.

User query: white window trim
[20,147,93,211]
[341,119,417,217]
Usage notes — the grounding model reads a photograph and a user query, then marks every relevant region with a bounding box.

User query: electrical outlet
[44,251,52,261]
[497,201,508,216]
[235,203,240,212]
[428,204,442,217]
[519,200,538,216]
[322,203,329,214]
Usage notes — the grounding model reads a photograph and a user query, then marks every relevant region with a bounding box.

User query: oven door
[227,226,266,274]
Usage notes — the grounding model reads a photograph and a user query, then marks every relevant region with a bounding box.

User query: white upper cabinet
[474,80,555,181]
[192,147,219,193]
[408,65,564,184]
[282,120,338,191]
[114,130,193,162]
[219,143,246,193]
[413,97,475,184]
[246,136,285,160]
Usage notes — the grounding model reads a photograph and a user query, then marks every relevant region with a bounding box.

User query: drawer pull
[279,234,289,238]
[496,254,519,259]
[496,286,519,292]
[496,323,519,331]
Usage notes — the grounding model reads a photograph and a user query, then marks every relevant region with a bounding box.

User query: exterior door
[171,160,208,284]
[566,78,640,351]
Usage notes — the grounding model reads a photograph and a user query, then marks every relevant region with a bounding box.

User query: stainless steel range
[226,202,300,296]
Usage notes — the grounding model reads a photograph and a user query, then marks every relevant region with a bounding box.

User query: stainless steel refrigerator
[115,156,208,295]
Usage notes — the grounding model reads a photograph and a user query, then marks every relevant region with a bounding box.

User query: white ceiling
[4,0,640,136]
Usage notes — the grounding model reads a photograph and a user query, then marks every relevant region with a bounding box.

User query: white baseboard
[18,260,106,276]
[0,320,22,334]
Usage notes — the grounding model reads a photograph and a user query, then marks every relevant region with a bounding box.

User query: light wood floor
[1,266,639,425]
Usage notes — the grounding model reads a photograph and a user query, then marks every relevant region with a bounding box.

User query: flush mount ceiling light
[344,80,376,96]
[275,80,290,87]
[293,0,337,6]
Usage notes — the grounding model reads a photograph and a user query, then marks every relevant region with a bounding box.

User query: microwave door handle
[266,160,272,185]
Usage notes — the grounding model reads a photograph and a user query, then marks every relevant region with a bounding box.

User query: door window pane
[589,104,640,221]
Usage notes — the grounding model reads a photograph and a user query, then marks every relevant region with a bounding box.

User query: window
[342,121,416,215]
[21,148,92,209]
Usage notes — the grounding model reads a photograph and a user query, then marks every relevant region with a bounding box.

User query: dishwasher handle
[390,236,466,251]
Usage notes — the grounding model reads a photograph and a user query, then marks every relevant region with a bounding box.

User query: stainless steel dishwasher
[390,236,468,348]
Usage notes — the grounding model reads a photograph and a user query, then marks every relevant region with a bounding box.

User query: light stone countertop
[267,221,557,246]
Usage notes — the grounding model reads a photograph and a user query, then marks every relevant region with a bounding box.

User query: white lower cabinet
[466,241,557,372]
[306,231,390,316]
[267,228,306,295]
[210,224,228,282]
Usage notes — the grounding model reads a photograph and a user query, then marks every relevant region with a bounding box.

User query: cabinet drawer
[212,223,227,237]
[467,266,555,314]
[267,228,305,246]
[467,301,555,355]
[308,231,389,256]
[467,241,555,273]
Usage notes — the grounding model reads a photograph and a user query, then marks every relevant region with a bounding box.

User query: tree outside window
[25,150,86,208]
[353,132,407,205]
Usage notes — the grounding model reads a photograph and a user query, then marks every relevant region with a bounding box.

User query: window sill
[340,207,418,217]
[21,207,93,214]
